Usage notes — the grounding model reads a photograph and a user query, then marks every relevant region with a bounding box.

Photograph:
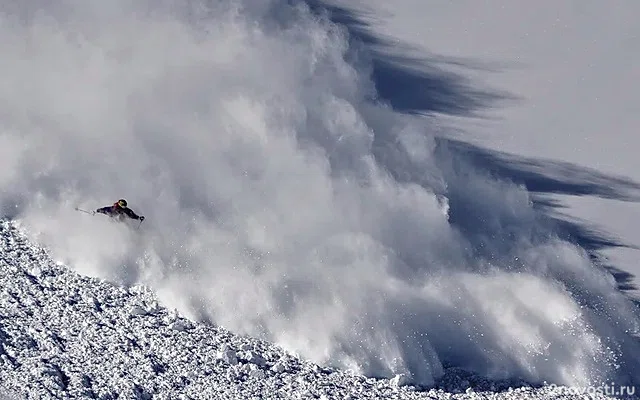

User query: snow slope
[1,0,640,397]
[0,220,629,400]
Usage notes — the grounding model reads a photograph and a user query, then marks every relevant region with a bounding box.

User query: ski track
[0,220,626,399]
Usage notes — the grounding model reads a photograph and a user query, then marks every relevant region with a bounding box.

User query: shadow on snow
[305,1,640,300]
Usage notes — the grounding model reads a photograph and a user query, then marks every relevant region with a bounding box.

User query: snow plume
[1,0,639,389]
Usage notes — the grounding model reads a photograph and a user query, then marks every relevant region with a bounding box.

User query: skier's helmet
[117,199,127,208]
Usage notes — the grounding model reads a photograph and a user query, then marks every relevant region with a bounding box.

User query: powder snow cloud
[1,0,639,388]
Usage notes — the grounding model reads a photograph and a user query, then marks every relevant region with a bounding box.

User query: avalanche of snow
[0,220,629,399]
[1,1,640,399]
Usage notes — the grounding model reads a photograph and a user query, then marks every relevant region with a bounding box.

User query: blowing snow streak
[0,0,639,391]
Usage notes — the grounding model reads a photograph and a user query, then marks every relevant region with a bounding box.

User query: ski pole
[75,207,95,215]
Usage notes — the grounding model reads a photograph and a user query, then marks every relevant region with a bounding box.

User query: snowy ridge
[0,220,627,400]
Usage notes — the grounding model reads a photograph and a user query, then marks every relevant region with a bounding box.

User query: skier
[96,199,145,222]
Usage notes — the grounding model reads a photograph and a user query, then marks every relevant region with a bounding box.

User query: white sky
[334,0,640,297]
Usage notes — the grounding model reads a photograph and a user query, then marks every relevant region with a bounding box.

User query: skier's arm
[123,207,143,220]
[96,206,110,214]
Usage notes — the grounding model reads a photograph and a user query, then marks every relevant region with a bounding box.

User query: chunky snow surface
[0,220,627,399]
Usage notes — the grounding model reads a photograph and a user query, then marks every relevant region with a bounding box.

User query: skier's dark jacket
[96,202,144,221]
